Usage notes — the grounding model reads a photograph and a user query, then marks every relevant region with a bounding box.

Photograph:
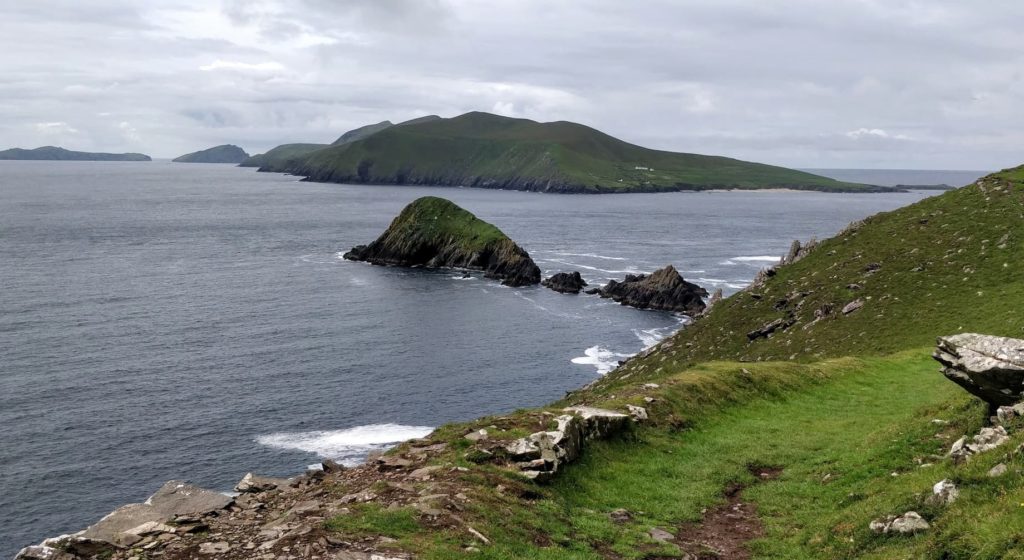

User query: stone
[626,405,648,422]
[926,479,959,506]
[934,333,1024,408]
[841,299,864,314]
[747,317,796,341]
[321,459,345,473]
[409,466,443,480]
[949,426,1010,463]
[988,463,1009,477]
[198,541,231,554]
[236,472,289,493]
[464,429,488,442]
[648,527,675,542]
[376,456,414,470]
[594,265,708,314]
[888,512,930,534]
[609,508,632,523]
[505,407,631,483]
[542,271,588,294]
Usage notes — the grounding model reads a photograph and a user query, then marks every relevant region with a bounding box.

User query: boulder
[235,472,289,493]
[948,426,1009,463]
[505,407,632,482]
[934,333,1024,408]
[841,299,864,314]
[594,265,708,314]
[542,271,588,294]
[926,479,959,506]
[870,511,929,534]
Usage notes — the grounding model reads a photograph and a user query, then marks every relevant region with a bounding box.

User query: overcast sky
[1,1,1021,169]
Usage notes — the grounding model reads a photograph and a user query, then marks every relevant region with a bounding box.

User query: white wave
[450,275,476,281]
[550,252,628,261]
[571,345,632,375]
[256,423,433,466]
[545,258,645,275]
[731,256,781,262]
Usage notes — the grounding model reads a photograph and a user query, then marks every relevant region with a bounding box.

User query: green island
[20,168,1024,560]
[172,144,249,164]
[0,146,151,161]
[244,111,889,193]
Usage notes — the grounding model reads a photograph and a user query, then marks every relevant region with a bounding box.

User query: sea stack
[542,271,588,294]
[595,265,708,314]
[343,196,541,287]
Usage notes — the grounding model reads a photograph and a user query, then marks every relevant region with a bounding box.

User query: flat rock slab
[81,480,233,545]
[934,333,1024,406]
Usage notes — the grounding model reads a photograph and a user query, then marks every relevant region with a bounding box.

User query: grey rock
[505,407,631,483]
[949,426,1010,463]
[888,511,930,534]
[841,299,864,314]
[626,405,648,422]
[648,527,675,542]
[542,271,588,294]
[609,508,632,523]
[926,479,959,506]
[198,541,231,554]
[988,463,1009,477]
[464,429,488,442]
[934,333,1024,407]
[594,265,708,314]
[236,472,289,493]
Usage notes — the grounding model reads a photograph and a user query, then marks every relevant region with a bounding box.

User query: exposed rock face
[504,406,636,482]
[343,196,541,287]
[934,333,1024,408]
[594,265,707,314]
[541,271,587,294]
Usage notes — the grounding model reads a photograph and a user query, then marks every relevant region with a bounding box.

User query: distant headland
[0,146,151,161]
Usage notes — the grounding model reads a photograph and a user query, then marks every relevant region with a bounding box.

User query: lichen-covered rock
[870,511,930,534]
[948,426,1010,463]
[934,333,1024,408]
[505,407,633,482]
[343,197,541,287]
[594,265,707,314]
[542,271,588,294]
[926,479,959,506]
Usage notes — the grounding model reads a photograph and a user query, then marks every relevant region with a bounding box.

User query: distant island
[245,111,891,193]
[173,144,249,164]
[0,146,151,161]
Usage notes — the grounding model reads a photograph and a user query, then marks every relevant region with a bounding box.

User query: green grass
[239,143,328,169]
[324,503,422,539]
[275,111,878,192]
[368,196,511,256]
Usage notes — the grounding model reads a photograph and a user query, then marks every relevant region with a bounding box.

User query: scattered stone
[648,527,675,542]
[464,429,488,442]
[841,299,864,315]
[996,403,1024,425]
[988,463,1008,477]
[926,479,959,506]
[609,508,632,523]
[321,459,345,473]
[376,456,414,471]
[870,512,930,534]
[643,383,660,389]
[408,466,443,480]
[236,473,288,493]
[506,407,632,482]
[541,271,588,294]
[626,405,648,422]
[949,426,1010,463]
[747,317,796,341]
[934,333,1024,408]
[198,541,231,554]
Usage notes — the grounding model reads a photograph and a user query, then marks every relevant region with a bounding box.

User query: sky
[1,0,1022,169]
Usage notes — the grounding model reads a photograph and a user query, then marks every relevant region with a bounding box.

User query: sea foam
[255,423,434,466]
[571,345,633,375]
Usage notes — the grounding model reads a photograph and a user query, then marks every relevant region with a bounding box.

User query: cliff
[172,144,249,164]
[0,146,151,161]
[343,196,541,287]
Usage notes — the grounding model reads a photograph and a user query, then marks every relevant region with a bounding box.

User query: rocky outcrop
[870,512,930,535]
[541,271,587,294]
[593,265,707,314]
[933,333,1024,408]
[503,406,637,482]
[343,197,541,287]
[948,425,1009,464]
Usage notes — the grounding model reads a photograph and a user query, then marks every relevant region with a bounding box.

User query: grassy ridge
[238,143,328,169]
[273,112,883,192]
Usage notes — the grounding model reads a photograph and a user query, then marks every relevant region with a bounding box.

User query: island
[0,146,151,161]
[246,111,890,193]
[343,196,541,287]
[172,144,249,164]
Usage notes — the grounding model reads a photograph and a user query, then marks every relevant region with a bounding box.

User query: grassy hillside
[238,142,327,169]
[274,112,884,193]
[172,144,248,163]
[0,146,151,161]
[311,168,1024,558]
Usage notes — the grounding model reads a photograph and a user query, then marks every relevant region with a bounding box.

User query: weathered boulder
[343,197,541,287]
[542,271,588,294]
[594,265,708,314]
[926,479,959,506]
[934,333,1024,408]
[235,472,290,493]
[870,511,930,534]
[948,425,1010,463]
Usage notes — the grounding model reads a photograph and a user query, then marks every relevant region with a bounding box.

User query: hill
[0,146,151,161]
[172,144,248,163]
[281,112,884,193]
[332,121,394,145]
[237,143,328,169]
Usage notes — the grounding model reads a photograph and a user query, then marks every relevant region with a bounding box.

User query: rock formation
[933,333,1024,409]
[343,196,541,287]
[541,271,587,294]
[593,265,707,314]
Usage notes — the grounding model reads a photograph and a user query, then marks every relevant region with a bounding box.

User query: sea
[0,162,984,556]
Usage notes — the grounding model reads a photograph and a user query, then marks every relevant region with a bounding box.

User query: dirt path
[674,465,781,559]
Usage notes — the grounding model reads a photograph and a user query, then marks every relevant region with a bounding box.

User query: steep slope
[332,121,394,145]
[288,112,881,193]
[343,196,541,286]
[172,144,248,163]
[238,143,328,169]
[0,146,151,161]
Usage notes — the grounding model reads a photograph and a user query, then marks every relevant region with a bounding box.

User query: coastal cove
[0,161,943,556]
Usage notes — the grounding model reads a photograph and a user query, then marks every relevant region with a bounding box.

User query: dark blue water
[0,161,945,556]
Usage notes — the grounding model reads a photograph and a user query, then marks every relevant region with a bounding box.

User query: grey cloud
[0,0,1020,169]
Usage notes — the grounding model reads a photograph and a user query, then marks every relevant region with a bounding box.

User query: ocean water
[0,161,949,556]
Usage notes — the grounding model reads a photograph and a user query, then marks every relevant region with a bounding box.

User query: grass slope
[238,143,328,169]
[172,144,248,163]
[285,112,881,193]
